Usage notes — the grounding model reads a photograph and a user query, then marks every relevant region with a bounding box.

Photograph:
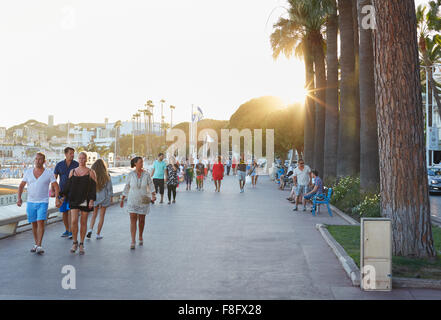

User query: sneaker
[36,246,45,254]
[61,230,69,237]
[293,207,298,211]
[68,232,73,239]
[303,207,307,212]
[30,245,38,253]
[168,201,171,205]
[96,234,103,240]
[86,229,92,239]
[172,200,176,203]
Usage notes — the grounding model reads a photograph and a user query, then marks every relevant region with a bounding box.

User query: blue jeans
[304,192,324,201]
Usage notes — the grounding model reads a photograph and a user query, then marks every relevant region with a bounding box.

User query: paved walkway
[0,176,440,299]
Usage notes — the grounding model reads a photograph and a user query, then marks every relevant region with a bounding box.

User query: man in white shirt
[17,153,61,254]
[292,159,312,212]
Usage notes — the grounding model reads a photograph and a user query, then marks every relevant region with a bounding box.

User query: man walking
[226,158,231,176]
[17,153,61,254]
[195,160,205,191]
[237,154,247,193]
[54,147,79,238]
[151,153,167,203]
[292,159,312,212]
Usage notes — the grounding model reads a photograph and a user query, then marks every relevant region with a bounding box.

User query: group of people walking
[16,148,261,254]
[18,147,113,255]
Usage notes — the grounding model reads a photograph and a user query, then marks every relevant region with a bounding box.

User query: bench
[0,184,125,238]
[312,188,333,217]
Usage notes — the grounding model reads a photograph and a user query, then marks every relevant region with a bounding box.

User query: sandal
[70,241,78,253]
[138,239,143,246]
[130,242,136,250]
[79,242,85,255]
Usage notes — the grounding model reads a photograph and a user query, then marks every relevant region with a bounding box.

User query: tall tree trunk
[353,0,361,174]
[304,39,316,167]
[372,0,435,257]
[324,2,339,184]
[358,0,379,192]
[313,32,327,176]
[337,0,359,177]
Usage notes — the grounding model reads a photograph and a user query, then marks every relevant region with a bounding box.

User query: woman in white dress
[120,157,156,249]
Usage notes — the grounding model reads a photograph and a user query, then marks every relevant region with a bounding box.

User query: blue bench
[312,188,333,217]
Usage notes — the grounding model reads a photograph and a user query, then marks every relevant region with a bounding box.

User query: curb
[316,223,441,290]
[316,223,360,286]
[432,215,441,228]
[329,205,360,225]
[392,277,441,289]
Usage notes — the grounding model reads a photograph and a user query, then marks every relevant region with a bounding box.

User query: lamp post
[113,120,122,167]
[131,114,136,155]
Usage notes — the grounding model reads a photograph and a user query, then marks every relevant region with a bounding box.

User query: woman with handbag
[87,159,113,240]
[165,158,180,204]
[120,156,156,250]
[249,159,259,188]
[61,152,97,255]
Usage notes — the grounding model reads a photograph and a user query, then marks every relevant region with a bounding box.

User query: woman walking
[61,152,97,255]
[184,159,194,191]
[249,159,259,187]
[120,156,156,250]
[165,157,180,204]
[87,159,113,240]
[212,156,224,192]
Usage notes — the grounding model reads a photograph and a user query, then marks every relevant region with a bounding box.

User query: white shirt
[293,165,311,186]
[22,168,56,203]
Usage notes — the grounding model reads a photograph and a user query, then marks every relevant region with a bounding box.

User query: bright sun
[273,57,307,106]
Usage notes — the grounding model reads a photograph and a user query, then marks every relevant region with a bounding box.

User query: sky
[0,0,306,128]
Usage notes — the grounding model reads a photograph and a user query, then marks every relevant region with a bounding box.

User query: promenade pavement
[0,175,440,299]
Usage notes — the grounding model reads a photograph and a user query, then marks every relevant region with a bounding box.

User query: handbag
[141,195,151,204]
[78,170,91,207]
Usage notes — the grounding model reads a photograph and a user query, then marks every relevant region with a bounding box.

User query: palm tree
[271,15,315,166]
[160,99,166,136]
[170,105,176,128]
[271,0,331,169]
[358,0,379,192]
[337,0,359,177]
[417,3,441,131]
[372,0,435,257]
[323,0,339,183]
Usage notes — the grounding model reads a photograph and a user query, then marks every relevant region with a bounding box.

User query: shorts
[295,185,308,196]
[59,199,70,213]
[197,175,204,181]
[185,175,193,184]
[304,192,325,201]
[153,178,165,195]
[238,170,246,181]
[26,202,49,223]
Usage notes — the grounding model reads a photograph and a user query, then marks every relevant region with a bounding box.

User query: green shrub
[352,193,381,218]
[330,176,361,213]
